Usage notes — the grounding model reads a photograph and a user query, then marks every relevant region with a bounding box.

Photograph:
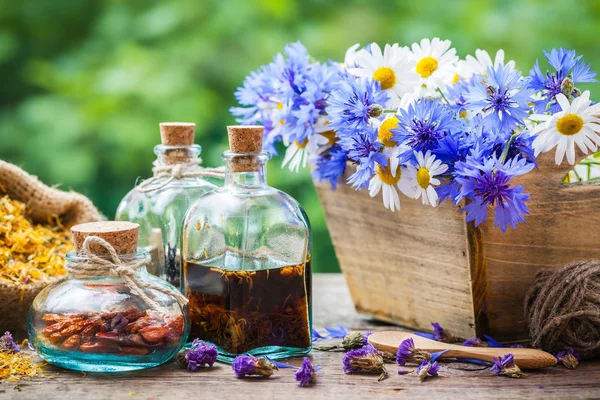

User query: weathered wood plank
[1,274,598,399]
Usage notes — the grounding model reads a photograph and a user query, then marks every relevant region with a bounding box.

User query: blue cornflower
[527,48,597,113]
[327,76,389,137]
[231,41,341,155]
[464,64,533,133]
[454,156,534,231]
[312,144,348,189]
[393,98,459,161]
[341,127,387,190]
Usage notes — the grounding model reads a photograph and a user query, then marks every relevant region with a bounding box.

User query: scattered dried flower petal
[396,338,431,366]
[232,355,277,378]
[556,349,580,369]
[491,354,526,378]
[416,360,439,382]
[314,331,372,351]
[342,344,388,380]
[325,325,350,339]
[0,332,20,354]
[463,338,488,347]
[295,357,319,387]
[177,339,218,372]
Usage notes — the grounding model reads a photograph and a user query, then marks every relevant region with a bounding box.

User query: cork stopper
[227,125,264,172]
[71,221,139,255]
[160,122,195,146]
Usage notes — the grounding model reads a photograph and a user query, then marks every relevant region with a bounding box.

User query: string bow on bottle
[65,235,189,310]
[136,159,225,193]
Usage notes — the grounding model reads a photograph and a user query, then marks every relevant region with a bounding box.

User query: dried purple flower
[232,355,277,378]
[179,339,218,372]
[463,338,489,347]
[491,354,526,378]
[397,369,410,375]
[342,344,388,380]
[416,360,439,382]
[510,344,525,348]
[432,322,445,341]
[556,349,581,369]
[295,357,319,387]
[314,330,373,351]
[396,338,431,366]
[0,332,20,354]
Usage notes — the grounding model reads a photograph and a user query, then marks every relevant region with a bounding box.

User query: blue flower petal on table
[431,348,451,362]
[312,328,326,341]
[483,334,505,348]
[414,331,437,340]
[455,358,492,366]
[266,357,296,369]
[314,365,324,372]
[324,325,349,338]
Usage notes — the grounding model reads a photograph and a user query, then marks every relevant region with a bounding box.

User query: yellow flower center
[378,117,399,147]
[452,73,460,84]
[556,113,584,136]
[321,130,338,144]
[376,163,401,185]
[277,102,283,110]
[295,138,309,148]
[373,67,396,90]
[416,167,431,189]
[416,56,438,78]
[459,110,467,119]
[279,119,285,125]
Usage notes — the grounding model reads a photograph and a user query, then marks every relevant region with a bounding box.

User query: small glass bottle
[182,126,312,362]
[28,221,189,372]
[116,122,219,287]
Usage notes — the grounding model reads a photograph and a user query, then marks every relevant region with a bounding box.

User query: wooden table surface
[2,274,599,399]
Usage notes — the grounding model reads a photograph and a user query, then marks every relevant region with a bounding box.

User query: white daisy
[347,43,420,107]
[406,151,448,207]
[368,157,414,212]
[531,91,600,165]
[282,132,329,172]
[344,43,360,67]
[411,38,458,93]
[458,49,515,81]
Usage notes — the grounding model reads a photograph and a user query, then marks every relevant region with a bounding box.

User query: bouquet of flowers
[231,39,599,231]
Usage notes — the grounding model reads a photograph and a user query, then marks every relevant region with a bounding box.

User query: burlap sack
[0,160,104,337]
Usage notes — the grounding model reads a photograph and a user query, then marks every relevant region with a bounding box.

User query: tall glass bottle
[182,126,311,362]
[116,123,220,287]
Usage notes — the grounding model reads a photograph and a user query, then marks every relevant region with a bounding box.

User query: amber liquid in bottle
[184,258,311,355]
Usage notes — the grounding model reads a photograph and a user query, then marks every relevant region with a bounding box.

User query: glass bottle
[182,126,312,362]
[28,221,189,372]
[116,122,219,287]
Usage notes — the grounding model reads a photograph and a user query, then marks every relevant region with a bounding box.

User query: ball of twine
[524,260,600,359]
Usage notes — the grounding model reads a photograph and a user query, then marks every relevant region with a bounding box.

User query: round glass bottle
[182,126,312,362]
[116,122,220,287]
[28,221,189,372]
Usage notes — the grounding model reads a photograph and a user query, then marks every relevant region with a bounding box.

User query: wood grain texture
[314,167,476,339]
[315,148,600,341]
[2,274,599,400]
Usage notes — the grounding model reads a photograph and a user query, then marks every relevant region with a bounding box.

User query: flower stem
[436,88,450,104]
[383,109,398,113]
[498,131,521,165]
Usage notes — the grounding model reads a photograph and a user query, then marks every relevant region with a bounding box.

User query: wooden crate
[313,150,600,341]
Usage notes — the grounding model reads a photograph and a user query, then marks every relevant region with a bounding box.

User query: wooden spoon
[368,331,557,369]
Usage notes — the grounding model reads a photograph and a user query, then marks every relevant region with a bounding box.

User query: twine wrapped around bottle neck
[136,158,225,193]
[65,236,189,310]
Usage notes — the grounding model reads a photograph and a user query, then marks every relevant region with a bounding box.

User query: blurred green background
[1,0,599,273]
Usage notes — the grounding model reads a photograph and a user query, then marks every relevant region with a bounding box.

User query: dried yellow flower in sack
[0,351,47,382]
[0,195,73,287]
